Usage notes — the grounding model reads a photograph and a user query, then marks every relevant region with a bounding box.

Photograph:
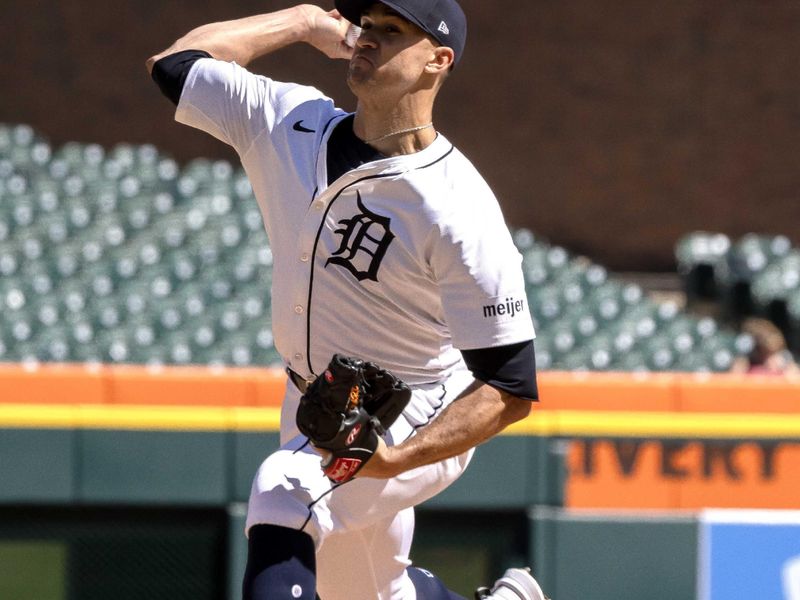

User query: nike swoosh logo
[293,120,315,133]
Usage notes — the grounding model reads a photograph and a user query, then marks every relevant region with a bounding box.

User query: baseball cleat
[474,567,550,600]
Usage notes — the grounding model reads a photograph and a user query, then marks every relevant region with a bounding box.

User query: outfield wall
[1,365,798,599]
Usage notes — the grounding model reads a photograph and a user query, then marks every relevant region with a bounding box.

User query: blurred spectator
[732,318,800,375]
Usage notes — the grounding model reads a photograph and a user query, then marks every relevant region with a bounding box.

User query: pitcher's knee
[246,450,331,544]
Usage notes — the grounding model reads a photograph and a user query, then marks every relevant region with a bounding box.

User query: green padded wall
[530,508,698,600]
[0,429,76,502]
[231,432,280,501]
[423,436,565,509]
[78,430,229,504]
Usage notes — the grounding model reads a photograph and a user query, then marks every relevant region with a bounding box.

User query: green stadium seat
[113,281,151,318]
[0,335,10,362]
[165,249,198,284]
[7,313,37,345]
[11,341,38,363]
[95,329,133,363]
[151,191,177,216]
[663,316,698,354]
[34,212,71,244]
[108,249,140,283]
[132,238,164,271]
[200,265,236,301]
[31,297,62,329]
[693,316,719,341]
[148,211,189,251]
[11,195,36,228]
[190,323,218,356]
[612,349,649,372]
[752,251,800,305]
[155,302,185,334]
[90,296,124,329]
[58,281,89,316]
[239,293,270,321]
[163,332,196,365]
[532,336,554,370]
[33,325,72,362]
[139,345,170,367]
[528,284,563,325]
[122,200,153,232]
[35,186,61,213]
[64,315,96,349]
[675,232,731,297]
[0,242,20,277]
[673,350,711,373]
[126,315,160,361]
[155,160,180,189]
[714,233,794,320]
[642,335,676,371]
[581,334,617,371]
[80,262,118,298]
[20,236,45,262]
[61,174,87,199]
[241,205,265,234]
[547,319,577,357]
[53,141,91,168]
[185,228,224,268]
[612,303,658,341]
[610,328,637,355]
[699,334,743,373]
[176,286,210,319]
[218,214,245,250]
[0,217,10,243]
[22,262,55,296]
[214,302,245,335]
[96,214,128,250]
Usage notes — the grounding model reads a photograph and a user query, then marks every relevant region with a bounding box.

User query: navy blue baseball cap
[335,0,467,65]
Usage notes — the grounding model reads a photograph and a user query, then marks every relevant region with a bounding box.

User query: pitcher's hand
[301,5,354,59]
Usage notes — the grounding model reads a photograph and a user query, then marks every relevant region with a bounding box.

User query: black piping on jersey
[293,439,312,454]
[308,115,341,207]
[304,143,456,375]
[299,484,340,534]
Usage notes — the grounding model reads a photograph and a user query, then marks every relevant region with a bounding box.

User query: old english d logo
[326,192,395,282]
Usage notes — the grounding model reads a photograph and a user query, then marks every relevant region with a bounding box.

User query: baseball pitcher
[147,1,547,598]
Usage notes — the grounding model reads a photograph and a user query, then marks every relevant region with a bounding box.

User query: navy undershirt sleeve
[151,49,213,106]
[461,339,539,401]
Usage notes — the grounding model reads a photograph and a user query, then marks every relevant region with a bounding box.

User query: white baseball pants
[245,368,476,600]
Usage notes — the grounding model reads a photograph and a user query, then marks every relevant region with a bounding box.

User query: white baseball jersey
[176,58,535,386]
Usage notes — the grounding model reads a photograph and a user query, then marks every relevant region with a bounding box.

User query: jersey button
[300,253,309,262]
[294,305,304,314]
[294,353,303,361]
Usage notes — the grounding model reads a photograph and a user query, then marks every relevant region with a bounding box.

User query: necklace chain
[364,122,434,144]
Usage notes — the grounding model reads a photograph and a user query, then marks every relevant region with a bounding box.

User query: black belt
[287,368,314,394]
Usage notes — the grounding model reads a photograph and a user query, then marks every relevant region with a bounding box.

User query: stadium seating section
[676,231,800,355]
[0,123,762,372]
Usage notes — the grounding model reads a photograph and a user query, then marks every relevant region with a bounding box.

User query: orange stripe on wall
[0,364,797,413]
[0,363,288,407]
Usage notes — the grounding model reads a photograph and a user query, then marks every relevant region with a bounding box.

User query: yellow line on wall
[0,404,281,431]
[505,410,800,439]
[1,405,800,438]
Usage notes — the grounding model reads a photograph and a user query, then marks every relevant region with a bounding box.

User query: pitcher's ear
[425,46,455,74]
